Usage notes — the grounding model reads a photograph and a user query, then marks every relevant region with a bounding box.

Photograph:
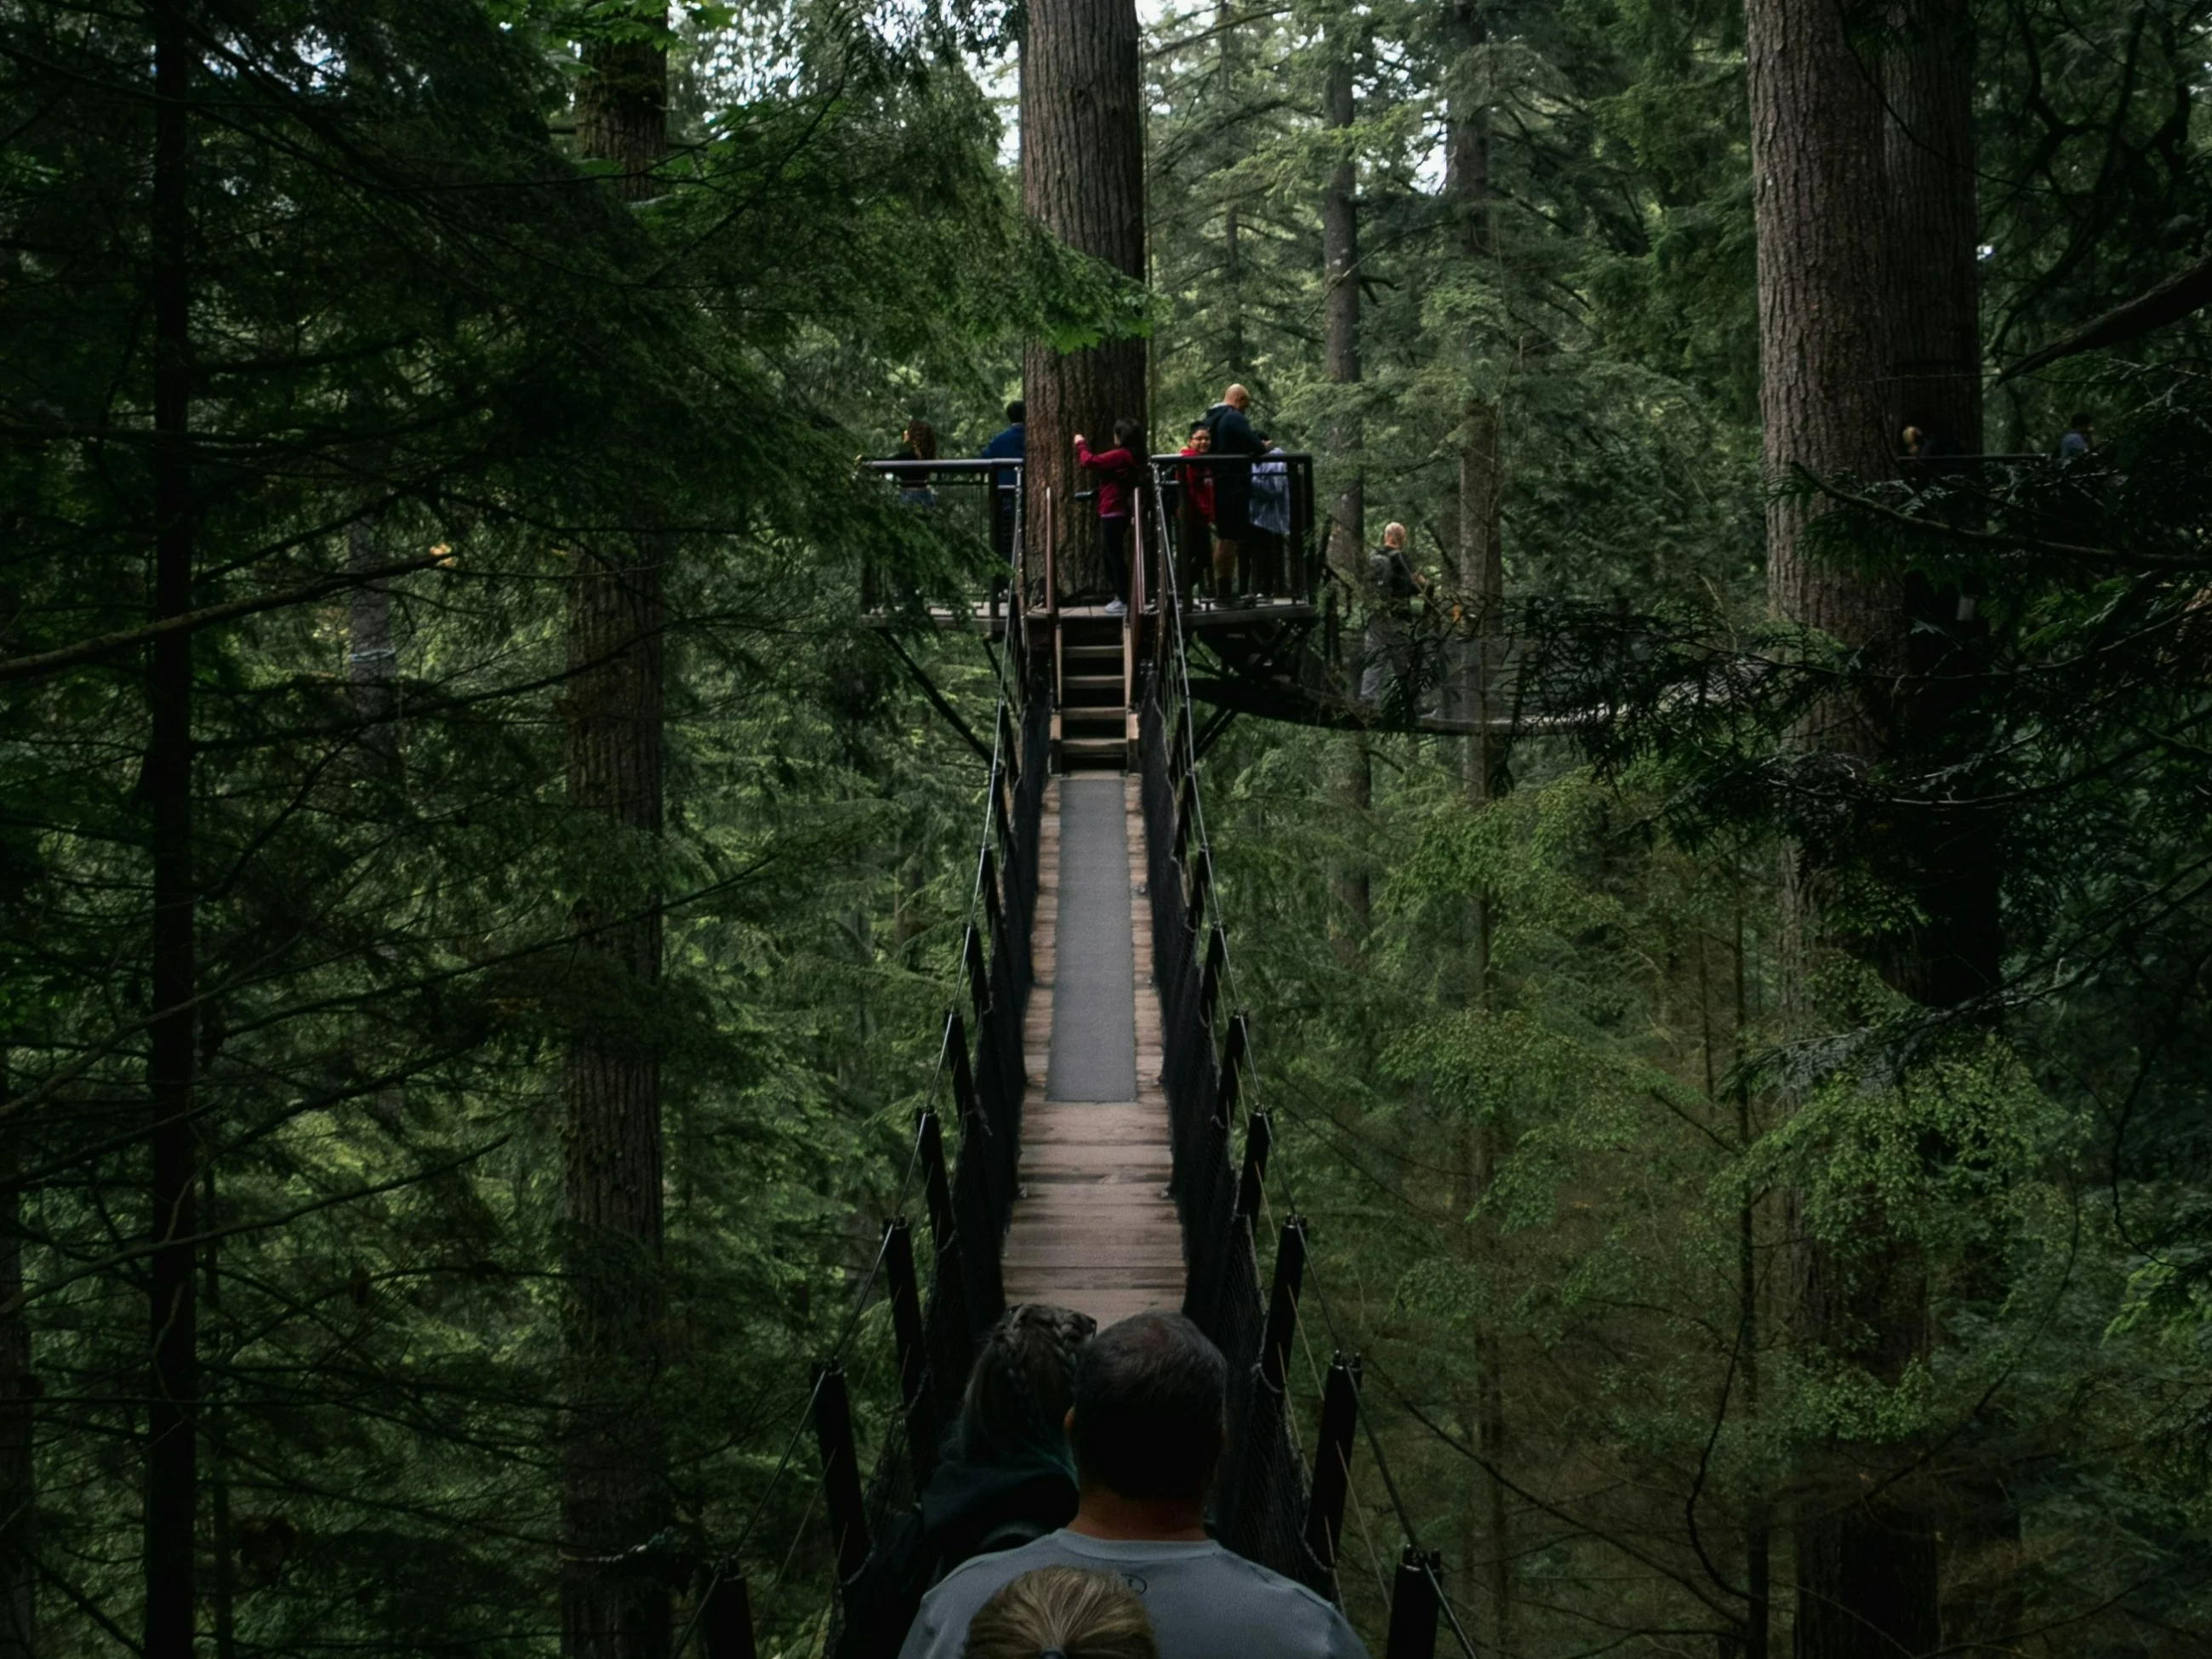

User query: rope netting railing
[1134,475,1475,1658]
[663,561,1048,1659]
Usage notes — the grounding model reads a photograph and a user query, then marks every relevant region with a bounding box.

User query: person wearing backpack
[840,1304,1097,1659]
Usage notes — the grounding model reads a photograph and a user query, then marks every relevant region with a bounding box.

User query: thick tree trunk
[1321,37,1363,578]
[1745,4,1940,1656]
[1883,13,2015,1642]
[1021,0,1146,601]
[1329,733,1371,965]
[1,1057,32,1659]
[562,540,670,1659]
[565,37,672,1659]
[146,7,198,1657]
[1883,0,2000,1010]
[578,7,669,203]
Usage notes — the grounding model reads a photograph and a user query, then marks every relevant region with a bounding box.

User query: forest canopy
[3,0,2210,1657]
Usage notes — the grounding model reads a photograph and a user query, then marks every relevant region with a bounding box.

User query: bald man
[1200,385,1264,602]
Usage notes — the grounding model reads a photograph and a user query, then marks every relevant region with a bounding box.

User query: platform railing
[858,459,1023,640]
[1149,450,1320,607]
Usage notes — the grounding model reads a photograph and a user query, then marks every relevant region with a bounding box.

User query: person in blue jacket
[983,401,1026,563]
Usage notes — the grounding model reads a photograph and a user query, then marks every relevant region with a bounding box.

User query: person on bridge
[961,1567,1157,1659]
[983,401,1026,564]
[1360,522,1428,710]
[1200,385,1264,603]
[1174,425,1216,599]
[845,1304,1097,1659]
[1075,419,1145,617]
[898,1310,1369,1659]
[895,419,939,507]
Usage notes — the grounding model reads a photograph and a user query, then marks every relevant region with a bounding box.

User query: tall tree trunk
[1745,3,1939,1656]
[1021,0,1146,601]
[1,1052,33,1659]
[202,1166,235,1659]
[1445,15,1512,1650]
[565,37,672,1659]
[1321,32,1363,578]
[1217,0,1246,378]
[146,6,199,1656]
[347,513,402,776]
[562,539,670,1659]
[1329,733,1371,965]
[1883,0,2000,1009]
[578,5,669,203]
[1883,10,2015,1644]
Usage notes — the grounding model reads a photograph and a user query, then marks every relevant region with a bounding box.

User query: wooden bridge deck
[1000,773,1185,1327]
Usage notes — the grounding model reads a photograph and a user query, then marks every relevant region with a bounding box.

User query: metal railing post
[1386,1548,1446,1659]
[1303,1353,1362,1584]
[1235,1110,1274,1226]
[809,1362,869,1587]
[883,1218,934,1484]
[1260,1217,1305,1391]
[702,1570,756,1659]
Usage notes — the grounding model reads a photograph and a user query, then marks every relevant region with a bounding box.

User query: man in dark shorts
[1201,385,1264,602]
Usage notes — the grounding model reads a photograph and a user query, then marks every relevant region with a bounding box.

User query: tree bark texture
[1,1057,33,1659]
[146,8,199,1656]
[1021,0,1147,601]
[1445,5,1506,795]
[347,513,402,776]
[578,7,670,203]
[562,541,670,1659]
[1745,3,1941,1654]
[1882,0,2001,1010]
[1321,40,1364,580]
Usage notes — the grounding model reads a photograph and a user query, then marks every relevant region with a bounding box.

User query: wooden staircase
[1052,608,1134,771]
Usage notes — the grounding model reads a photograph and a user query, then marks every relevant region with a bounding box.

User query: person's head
[1383,522,1407,550]
[1066,1311,1226,1506]
[1901,424,1925,455]
[1006,400,1027,426]
[961,1567,1157,1659]
[1186,425,1211,453]
[1112,417,1143,451]
[2070,410,2094,431]
[904,419,938,460]
[1224,383,1250,411]
[958,1303,1097,1468]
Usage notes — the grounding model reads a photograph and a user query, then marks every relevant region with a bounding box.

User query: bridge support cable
[1139,476,1490,1651]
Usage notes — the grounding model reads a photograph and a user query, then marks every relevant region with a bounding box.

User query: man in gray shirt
[897,1311,1368,1659]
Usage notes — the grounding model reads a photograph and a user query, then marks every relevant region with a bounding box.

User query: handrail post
[1235,1110,1274,1225]
[702,1569,756,1659]
[1260,1217,1305,1391]
[1045,484,1058,625]
[919,1105,956,1251]
[883,1218,934,1483]
[1303,1353,1362,1583]
[1386,1548,1445,1659]
[809,1362,869,1587]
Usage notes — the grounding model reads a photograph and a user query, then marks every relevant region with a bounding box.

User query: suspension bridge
[676,458,1471,1659]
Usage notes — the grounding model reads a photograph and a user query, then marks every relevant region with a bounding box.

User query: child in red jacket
[1074,418,1144,615]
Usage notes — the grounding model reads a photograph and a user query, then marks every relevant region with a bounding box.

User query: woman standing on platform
[1073,419,1144,617]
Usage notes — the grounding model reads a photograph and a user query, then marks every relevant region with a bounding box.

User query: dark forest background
[3,0,2210,1656]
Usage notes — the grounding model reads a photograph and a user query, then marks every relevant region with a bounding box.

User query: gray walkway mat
[1046,777,1137,1102]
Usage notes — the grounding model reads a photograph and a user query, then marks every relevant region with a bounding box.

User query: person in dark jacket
[841,1304,1097,1659]
[982,401,1026,562]
[1200,385,1263,601]
[1075,418,1144,615]
[1360,522,1427,709]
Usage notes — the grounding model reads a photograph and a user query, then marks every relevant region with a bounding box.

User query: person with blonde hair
[961,1567,1157,1659]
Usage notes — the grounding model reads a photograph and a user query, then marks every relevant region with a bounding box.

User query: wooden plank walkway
[1000,773,1186,1327]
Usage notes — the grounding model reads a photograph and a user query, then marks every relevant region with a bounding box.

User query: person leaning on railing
[898,1311,1369,1659]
